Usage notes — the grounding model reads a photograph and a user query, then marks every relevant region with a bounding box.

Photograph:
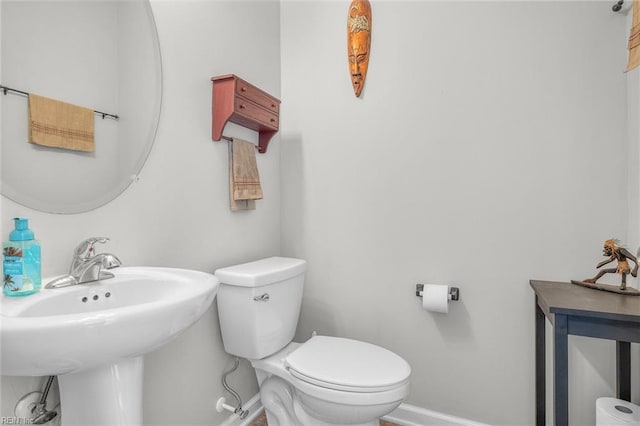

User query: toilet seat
[252,337,410,417]
[285,336,411,393]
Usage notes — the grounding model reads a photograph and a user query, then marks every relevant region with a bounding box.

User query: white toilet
[215,257,411,426]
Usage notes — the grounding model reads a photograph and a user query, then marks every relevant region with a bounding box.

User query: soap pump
[3,217,41,296]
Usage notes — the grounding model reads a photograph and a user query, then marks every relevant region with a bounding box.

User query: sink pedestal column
[58,356,144,426]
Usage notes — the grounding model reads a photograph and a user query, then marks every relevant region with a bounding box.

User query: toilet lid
[285,336,411,392]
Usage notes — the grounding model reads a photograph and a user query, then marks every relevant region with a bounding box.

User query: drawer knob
[239,104,245,109]
[241,87,247,92]
[270,118,276,122]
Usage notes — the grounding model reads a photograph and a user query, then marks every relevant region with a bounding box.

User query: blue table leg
[554,314,568,426]
[616,341,631,401]
[535,298,545,426]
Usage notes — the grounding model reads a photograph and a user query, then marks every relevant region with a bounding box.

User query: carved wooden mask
[347,0,371,97]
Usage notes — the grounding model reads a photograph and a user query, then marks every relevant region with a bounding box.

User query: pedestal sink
[0,266,219,426]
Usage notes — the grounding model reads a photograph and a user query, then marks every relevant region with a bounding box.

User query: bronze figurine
[582,239,639,291]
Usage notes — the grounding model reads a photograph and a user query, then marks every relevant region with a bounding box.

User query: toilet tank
[215,257,306,360]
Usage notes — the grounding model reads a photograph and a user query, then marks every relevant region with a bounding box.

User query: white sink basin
[1,266,218,376]
[0,266,218,425]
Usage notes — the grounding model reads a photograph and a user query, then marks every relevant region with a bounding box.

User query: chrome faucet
[70,237,122,283]
[45,237,122,289]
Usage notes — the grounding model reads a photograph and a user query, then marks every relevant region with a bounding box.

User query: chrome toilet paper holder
[415,284,460,301]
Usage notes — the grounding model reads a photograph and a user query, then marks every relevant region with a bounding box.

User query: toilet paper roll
[596,397,640,425]
[422,284,450,313]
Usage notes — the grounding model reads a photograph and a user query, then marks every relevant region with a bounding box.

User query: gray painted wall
[1,1,281,425]
[280,1,633,425]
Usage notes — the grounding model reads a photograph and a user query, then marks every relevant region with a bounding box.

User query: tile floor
[248,410,400,426]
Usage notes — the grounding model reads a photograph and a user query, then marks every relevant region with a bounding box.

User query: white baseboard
[220,394,489,426]
[382,403,490,426]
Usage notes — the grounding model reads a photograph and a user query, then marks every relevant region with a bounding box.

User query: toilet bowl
[252,337,410,426]
[215,257,411,426]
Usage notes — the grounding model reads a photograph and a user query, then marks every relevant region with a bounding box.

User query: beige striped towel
[229,138,262,211]
[28,94,95,152]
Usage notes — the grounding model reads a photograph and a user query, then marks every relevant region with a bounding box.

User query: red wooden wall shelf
[211,74,281,154]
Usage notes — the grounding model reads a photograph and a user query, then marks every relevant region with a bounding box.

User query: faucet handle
[74,237,110,259]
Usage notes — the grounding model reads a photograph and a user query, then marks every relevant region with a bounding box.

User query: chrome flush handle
[253,293,270,302]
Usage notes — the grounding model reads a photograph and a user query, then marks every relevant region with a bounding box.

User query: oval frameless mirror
[1,0,162,214]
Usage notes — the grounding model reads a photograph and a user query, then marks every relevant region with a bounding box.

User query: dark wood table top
[530,280,640,324]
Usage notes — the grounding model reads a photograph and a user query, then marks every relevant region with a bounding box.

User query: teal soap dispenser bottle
[3,217,41,296]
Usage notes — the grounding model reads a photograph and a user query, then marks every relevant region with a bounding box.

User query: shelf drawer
[235,79,280,114]
[234,98,279,130]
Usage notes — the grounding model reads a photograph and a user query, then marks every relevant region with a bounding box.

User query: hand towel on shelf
[229,138,263,211]
[28,93,95,152]
[229,144,255,211]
